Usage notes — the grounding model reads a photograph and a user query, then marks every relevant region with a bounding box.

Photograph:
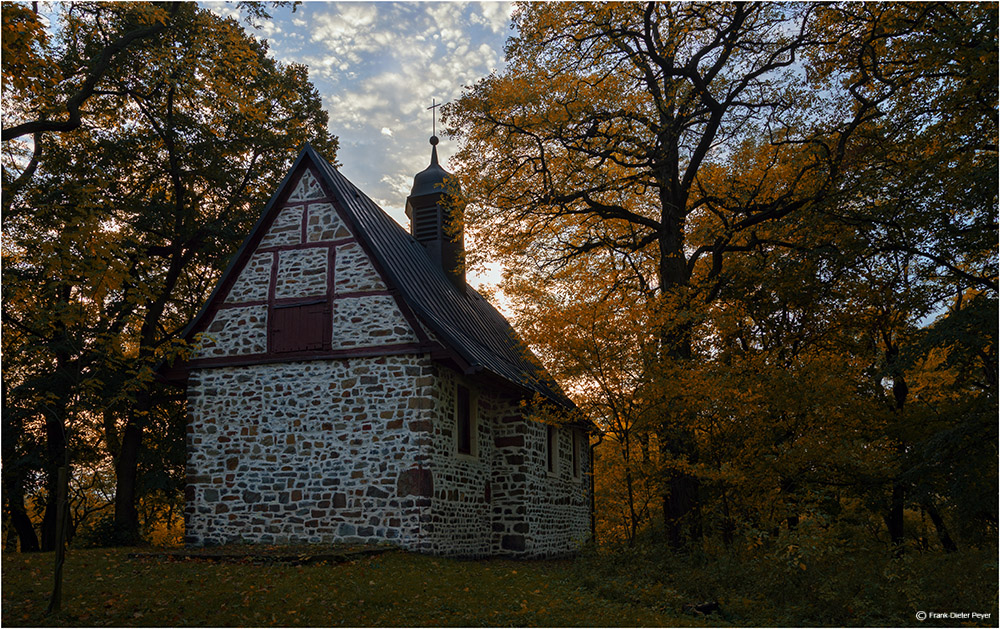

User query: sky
[204,1,515,289]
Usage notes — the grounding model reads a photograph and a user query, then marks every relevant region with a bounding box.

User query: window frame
[454,383,478,460]
[546,425,558,475]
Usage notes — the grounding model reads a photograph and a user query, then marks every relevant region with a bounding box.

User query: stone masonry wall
[186,356,590,554]
[522,420,592,557]
[185,356,437,547]
[417,363,592,558]
[419,366,495,556]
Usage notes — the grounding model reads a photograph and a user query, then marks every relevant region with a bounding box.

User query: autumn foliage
[1,1,996,599]
[446,1,997,553]
[2,1,336,550]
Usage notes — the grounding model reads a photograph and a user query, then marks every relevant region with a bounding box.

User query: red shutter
[270,301,330,353]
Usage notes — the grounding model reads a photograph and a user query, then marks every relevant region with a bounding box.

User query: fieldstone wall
[522,420,592,557]
[185,356,436,547]
[225,253,271,303]
[186,355,591,556]
[196,305,268,357]
[260,204,304,248]
[335,242,387,293]
[487,400,591,557]
[332,296,418,348]
[275,248,328,299]
[413,363,592,558]
[418,366,495,556]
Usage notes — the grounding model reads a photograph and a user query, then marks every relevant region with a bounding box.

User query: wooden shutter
[270,301,330,353]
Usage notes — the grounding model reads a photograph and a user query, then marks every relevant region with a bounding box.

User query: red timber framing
[181,156,445,372]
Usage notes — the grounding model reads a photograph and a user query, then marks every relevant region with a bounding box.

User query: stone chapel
[169,137,592,557]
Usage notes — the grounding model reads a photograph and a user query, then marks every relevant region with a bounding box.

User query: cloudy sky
[205,1,514,287]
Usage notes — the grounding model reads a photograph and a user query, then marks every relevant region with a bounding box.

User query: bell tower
[405,124,465,289]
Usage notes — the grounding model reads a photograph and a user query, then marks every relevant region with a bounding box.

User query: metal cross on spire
[428,98,441,137]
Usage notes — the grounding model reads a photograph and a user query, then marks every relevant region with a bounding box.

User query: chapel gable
[189,162,422,364]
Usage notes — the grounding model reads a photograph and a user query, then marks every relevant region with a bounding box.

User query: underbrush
[571,533,998,627]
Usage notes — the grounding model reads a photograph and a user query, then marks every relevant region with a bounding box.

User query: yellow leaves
[130,2,172,27]
[1,2,62,96]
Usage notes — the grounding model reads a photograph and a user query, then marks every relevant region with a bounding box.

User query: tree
[449,1,864,548]
[446,1,997,549]
[499,228,663,544]
[820,1,997,550]
[2,1,337,547]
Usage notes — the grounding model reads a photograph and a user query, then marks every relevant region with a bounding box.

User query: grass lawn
[2,547,710,627]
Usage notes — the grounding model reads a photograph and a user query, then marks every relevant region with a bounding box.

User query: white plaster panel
[194,305,268,358]
[288,169,325,202]
[260,204,303,248]
[306,203,352,243]
[332,295,417,348]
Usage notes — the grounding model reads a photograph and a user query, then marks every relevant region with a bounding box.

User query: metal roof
[304,144,573,408]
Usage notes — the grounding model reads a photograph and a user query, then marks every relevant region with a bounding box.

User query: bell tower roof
[409,135,456,198]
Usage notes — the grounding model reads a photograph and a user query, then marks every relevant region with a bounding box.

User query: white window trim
[546,425,559,477]
[571,429,581,479]
[454,383,478,460]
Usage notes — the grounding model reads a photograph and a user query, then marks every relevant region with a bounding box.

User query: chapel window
[456,384,474,456]
[572,430,581,479]
[546,425,557,474]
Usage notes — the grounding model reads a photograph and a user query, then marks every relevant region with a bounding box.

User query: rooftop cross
[427,98,441,137]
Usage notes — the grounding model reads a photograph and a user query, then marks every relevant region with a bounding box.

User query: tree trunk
[923,500,958,553]
[113,418,143,544]
[621,434,641,545]
[885,346,908,552]
[7,499,40,552]
[886,481,905,548]
[663,475,701,549]
[41,412,68,551]
[656,191,703,549]
[781,477,800,531]
[720,493,735,547]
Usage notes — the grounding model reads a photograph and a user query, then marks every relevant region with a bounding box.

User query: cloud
[471,2,513,34]
[201,1,241,22]
[244,1,512,279]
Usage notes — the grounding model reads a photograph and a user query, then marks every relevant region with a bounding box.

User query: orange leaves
[1,3,61,96]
